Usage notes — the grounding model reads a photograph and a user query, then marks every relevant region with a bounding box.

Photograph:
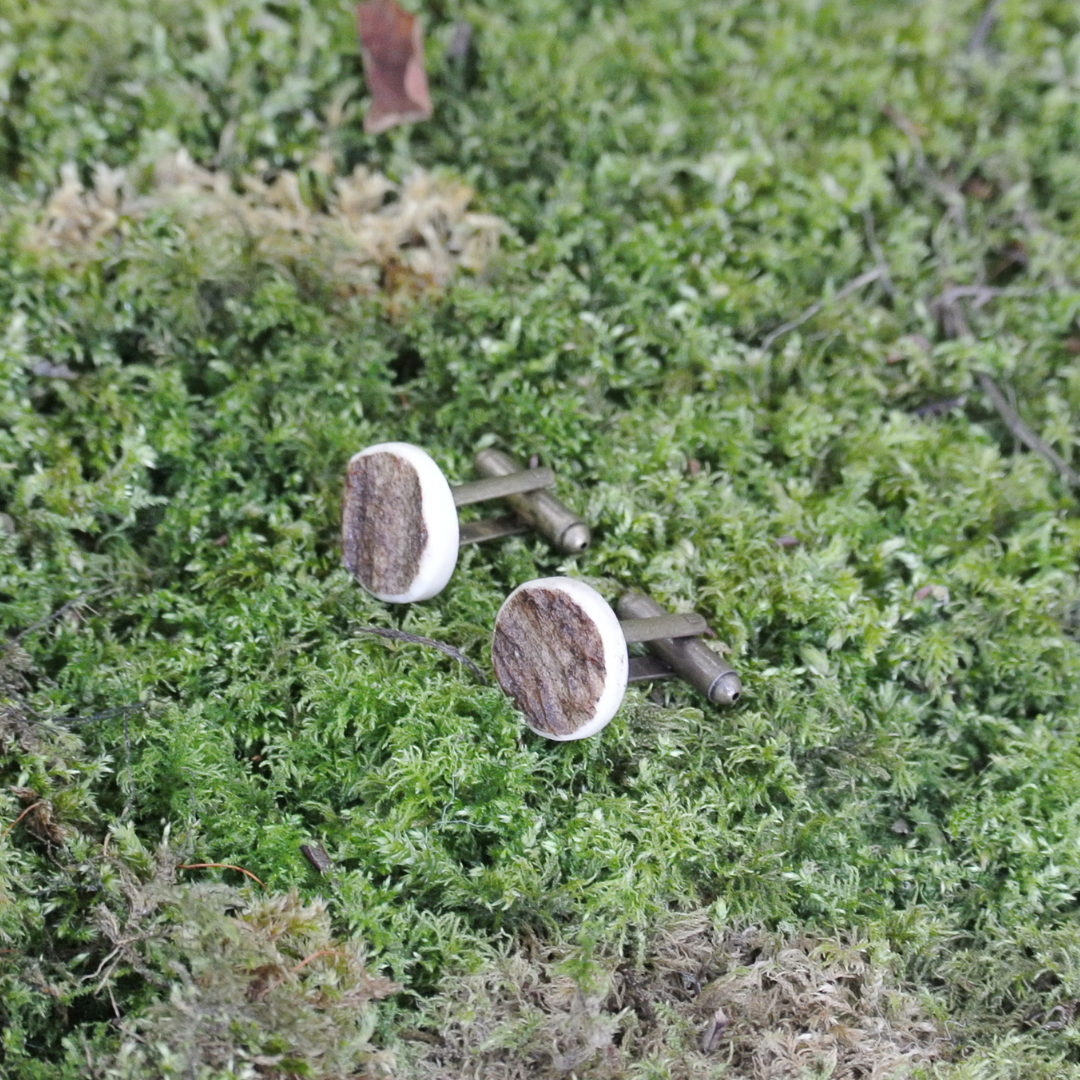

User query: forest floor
[4,0,1080,1076]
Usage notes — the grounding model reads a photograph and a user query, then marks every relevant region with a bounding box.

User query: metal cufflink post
[461,449,591,554]
[342,442,590,604]
[491,577,741,741]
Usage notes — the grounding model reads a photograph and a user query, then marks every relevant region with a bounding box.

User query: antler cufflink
[342,443,590,603]
[491,577,741,741]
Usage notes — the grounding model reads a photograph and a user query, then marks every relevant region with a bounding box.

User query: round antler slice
[492,578,629,741]
[342,442,459,603]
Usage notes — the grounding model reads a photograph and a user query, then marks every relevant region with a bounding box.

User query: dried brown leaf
[356,0,433,135]
[299,842,333,873]
[445,21,474,62]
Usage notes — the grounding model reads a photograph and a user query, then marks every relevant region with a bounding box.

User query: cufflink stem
[616,591,742,705]
[626,655,677,683]
[619,612,708,643]
[473,449,591,554]
[451,467,555,507]
[458,514,530,546]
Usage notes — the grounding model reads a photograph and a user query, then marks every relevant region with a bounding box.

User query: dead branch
[911,396,967,418]
[177,863,268,889]
[292,948,347,974]
[977,372,1080,491]
[967,0,1000,54]
[933,283,1047,310]
[120,712,135,822]
[880,105,928,169]
[2,801,43,842]
[54,703,147,727]
[354,626,488,684]
[863,207,895,301]
[760,266,885,351]
[930,283,1049,338]
[6,590,100,648]
[880,105,967,233]
[926,267,1076,495]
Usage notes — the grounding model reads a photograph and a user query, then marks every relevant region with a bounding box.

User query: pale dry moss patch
[24,151,504,293]
[406,915,947,1079]
[98,884,399,1080]
[1,650,399,1080]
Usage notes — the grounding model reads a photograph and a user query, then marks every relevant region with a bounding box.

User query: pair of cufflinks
[342,442,741,741]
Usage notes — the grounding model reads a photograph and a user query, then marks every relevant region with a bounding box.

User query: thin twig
[2,801,43,842]
[881,104,927,169]
[881,105,968,233]
[966,0,1000,54]
[354,626,488,684]
[930,268,1077,492]
[119,712,135,822]
[292,948,346,974]
[862,207,895,301]
[911,395,967,418]
[977,372,1080,491]
[177,863,267,889]
[6,590,98,648]
[51,703,147,727]
[760,266,885,351]
[932,284,1047,310]
[930,283,1050,338]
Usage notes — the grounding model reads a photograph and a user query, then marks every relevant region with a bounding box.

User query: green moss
[5,0,1080,1074]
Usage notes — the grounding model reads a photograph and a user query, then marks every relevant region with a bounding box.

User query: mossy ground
[4,0,1080,1075]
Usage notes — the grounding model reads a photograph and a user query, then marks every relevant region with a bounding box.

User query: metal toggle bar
[474,449,591,554]
[619,612,709,644]
[616,591,741,705]
[627,655,677,683]
[458,515,531,546]
[452,467,555,507]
